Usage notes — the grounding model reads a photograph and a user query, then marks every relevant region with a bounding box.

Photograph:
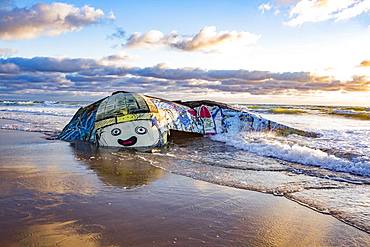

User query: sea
[0,99,369,233]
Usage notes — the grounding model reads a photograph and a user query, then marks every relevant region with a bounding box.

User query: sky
[0,0,370,105]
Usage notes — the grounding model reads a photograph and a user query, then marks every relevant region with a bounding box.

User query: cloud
[0,63,19,73]
[1,57,100,72]
[341,75,370,91]
[98,53,131,66]
[259,2,283,15]
[359,60,370,67]
[259,3,273,13]
[125,30,164,48]
[0,55,131,73]
[107,27,125,40]
[124,26,260,52]
[0,0,14,10]
[285,0,370,27]
[275,0,299,4]
[0,56,368,99]
[0,47,17,57]
[0,2,113,40]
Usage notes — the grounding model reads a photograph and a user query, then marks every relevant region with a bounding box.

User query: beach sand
[0,128,369,246]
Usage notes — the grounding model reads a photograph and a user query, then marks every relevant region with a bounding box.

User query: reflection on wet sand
[0,136,165,246]
[0,163,97,196]
[254,199,336,246]
[17,221,102,247]
[71,142,165,189]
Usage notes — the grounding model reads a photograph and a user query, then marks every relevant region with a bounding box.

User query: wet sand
[0,128,369,246]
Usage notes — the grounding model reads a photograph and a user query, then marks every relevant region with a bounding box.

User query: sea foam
[211,131,370,178]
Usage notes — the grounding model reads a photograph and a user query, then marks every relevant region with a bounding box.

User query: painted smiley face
[110,126,148,146]
[98,120,161,148]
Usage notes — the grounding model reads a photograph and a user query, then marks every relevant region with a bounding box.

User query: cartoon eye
[111,128,121,136]
[135,126,147,135]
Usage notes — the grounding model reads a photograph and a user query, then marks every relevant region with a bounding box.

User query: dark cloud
[82,65,312,83]
[0,57,99,73]
[0,56,368,99]
[0,63,18,73]
[0,2,112,40]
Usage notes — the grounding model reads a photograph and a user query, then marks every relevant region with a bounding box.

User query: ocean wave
[133,135,370,233]
[0,116,67,133]
[0,123,58,133]
[336,106,369,112]
[242,105,317,115]
[0,108,77,117]
[0,100,56,105]
[328,109,370,120]
[240,104,370,119]
[245,107,307,115]
[269,107,306,114]
[0,100,85,108]
[0,100,38,105]
[0,112,73,133]
[211,132,370,178]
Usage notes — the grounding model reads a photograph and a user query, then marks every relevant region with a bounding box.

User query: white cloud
[124,26,260,52]
[0,2,112,40]
[125,30,165,48]
[285,0,370,27]
[259,3,273,13]
[335,0,370,20]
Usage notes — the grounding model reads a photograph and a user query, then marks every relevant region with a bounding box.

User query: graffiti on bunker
[59,91,318,149]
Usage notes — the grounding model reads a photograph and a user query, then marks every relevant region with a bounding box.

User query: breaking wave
[0,100,85,107]
[211,131,370,178]
[243,104,370,120]
[329,109,370,121]
[269,108,306,114]
[0,103,79,133]
[0,108,75,117]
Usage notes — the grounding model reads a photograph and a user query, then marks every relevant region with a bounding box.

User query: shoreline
[151,160,370,235]
[0,127,369,245]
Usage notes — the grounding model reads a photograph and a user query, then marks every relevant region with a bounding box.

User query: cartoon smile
[117,136,138,146]
[98,121,160,148]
